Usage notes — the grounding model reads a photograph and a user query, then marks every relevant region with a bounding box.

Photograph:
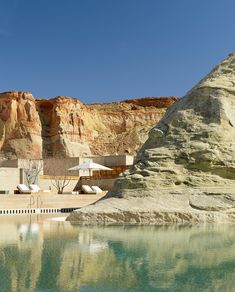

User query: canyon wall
[0,91,176,159]
[0,91,42,159]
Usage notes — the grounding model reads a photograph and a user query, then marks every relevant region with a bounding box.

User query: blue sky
[0,0,235,103]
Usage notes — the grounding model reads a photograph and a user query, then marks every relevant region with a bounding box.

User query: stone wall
[0,168,19,193]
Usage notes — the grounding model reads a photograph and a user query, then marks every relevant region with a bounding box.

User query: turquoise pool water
[0,215,234,292]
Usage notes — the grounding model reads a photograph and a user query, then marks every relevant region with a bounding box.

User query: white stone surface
[67,53,235,224]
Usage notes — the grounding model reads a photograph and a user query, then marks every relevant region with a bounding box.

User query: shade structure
[68,162,112,172]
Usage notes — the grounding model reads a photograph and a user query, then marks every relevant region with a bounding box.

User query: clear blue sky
[0,0,235,103]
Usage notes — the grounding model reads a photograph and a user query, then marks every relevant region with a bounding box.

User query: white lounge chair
[29,184,40,193]
[29,184,50,193]
[81,185,96,194]
[91,186,103,194]
[17,184,31,194]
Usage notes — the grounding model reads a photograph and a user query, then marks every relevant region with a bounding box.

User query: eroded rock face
[37,96,91,157]
[0,91,42,159]
[86,98,176,155]
[67,53,235,224]
[0,91,176,158]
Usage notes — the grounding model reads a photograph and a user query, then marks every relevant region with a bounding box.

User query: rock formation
[0,91,42,159]
[67,53,235,224]
[0,91,176,159]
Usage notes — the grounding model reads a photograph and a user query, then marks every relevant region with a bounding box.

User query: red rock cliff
[0,91,42,159]
[0,91,177,158]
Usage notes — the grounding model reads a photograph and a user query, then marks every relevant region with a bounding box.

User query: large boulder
[67,53,235,224]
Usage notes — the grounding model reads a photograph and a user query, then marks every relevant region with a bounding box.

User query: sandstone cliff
[0,91,176,159]
[0,91,42,159]
[67,53,235,224]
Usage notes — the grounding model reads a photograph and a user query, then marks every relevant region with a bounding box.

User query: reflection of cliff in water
[54,224,235,291]
[0,232,42,292]
[0,218,235,291]
[75,225,235,291]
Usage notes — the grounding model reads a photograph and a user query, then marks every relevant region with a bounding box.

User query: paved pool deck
[0,193,105,210]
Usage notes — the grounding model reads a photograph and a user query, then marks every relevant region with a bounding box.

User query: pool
[0,215,234,291]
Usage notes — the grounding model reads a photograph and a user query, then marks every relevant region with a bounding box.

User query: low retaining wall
[0,207,78,216]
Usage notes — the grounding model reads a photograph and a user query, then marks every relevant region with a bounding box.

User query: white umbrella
[68,161,112,175]
[68,162,112,188]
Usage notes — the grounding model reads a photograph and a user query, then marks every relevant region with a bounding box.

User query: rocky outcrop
[86,97,176,155]
[67,53,235,224]
[0,91,176,159]
[0,91,42,159]
[37,96,91,158]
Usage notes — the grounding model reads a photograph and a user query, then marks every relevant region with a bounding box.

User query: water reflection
[0,216,234,291]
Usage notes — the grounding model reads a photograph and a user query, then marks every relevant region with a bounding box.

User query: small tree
[47,158,71,194]
[51,175,71,194]
[22,159,43,186]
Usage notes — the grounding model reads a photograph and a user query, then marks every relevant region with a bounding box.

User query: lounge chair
[60,191,79,195]
[17,184,31,194]
[81,185,96,194]
[29,184,40,193]
[29,184,50,193]
[91,186,103,194]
